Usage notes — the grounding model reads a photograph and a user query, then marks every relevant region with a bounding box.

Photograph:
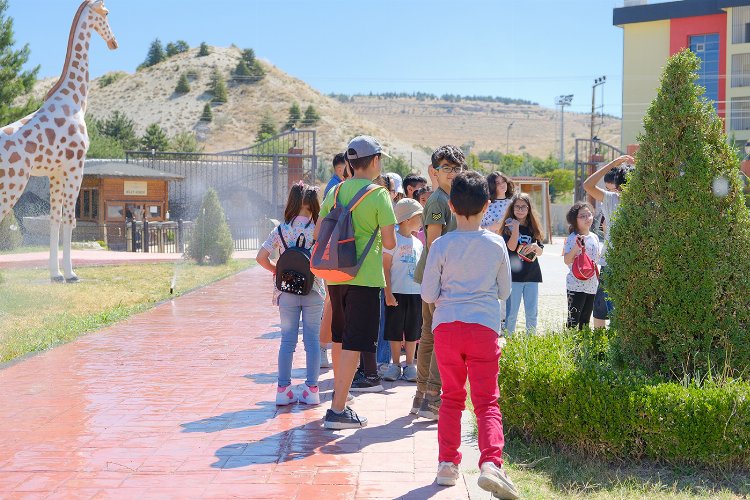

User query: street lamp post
[590,76,606,142]
[555,94,574,168]
[506,122,514,155]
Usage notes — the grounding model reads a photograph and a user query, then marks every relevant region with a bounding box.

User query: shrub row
[498,331,750,467]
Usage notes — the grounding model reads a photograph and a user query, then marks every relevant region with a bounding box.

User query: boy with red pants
[421,171,519,499]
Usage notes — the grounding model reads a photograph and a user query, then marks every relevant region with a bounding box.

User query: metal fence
[573,138,624,202]
[125,129,318,223]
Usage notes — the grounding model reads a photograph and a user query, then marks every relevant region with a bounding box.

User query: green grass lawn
[0,245,49,255]
[0,259,253,363]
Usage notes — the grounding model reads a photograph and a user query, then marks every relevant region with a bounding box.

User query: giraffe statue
[0,0,117,282]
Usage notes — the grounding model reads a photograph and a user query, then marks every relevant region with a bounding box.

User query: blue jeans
[376,291,391,365]
[505,282,539,336]
[278,292,323,387]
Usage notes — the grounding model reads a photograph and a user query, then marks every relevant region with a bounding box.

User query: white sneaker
[477,462,520,499]
[275,385,297,406]
[436,461,460,486]
[320,348,331,368]
[382,363,402,381]
[298,384,320,405]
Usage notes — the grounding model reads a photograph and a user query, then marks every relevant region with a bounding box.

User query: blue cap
[346,135,391,160]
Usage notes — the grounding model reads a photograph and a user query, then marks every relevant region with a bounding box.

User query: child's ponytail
[284,181,320,224]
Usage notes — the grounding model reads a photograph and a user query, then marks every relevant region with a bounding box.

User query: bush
[210,71,228,103]
[0,210,23,251]
[186,189,233,265]
[301,105,320,127]
[197,42,210,57]
[140,123,170,151]
[98,71,126,88]
[499,331,750,467]
[607,49,750,379]
[175,73,191,94]
[200,103,213,123]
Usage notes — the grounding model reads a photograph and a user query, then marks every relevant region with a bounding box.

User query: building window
[76,188,100,221]
[731,97,750,131]
[690,34,720,110]
[107,204,124,221]
[732,54,750,87]
[733,7,750,44]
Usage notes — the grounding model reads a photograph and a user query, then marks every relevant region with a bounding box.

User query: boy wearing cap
[382,198,425,382]
[412,145,466,420]
[316,135,397,429]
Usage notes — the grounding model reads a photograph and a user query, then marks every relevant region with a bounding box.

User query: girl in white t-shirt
[481,171,515,233]
[563,201,601,330]
[256,183,324,406]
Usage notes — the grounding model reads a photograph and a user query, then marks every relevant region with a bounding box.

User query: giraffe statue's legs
[61,166,82,282]
[48,172,65,282]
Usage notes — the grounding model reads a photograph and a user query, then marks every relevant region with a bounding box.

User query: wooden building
[76,162,184,224]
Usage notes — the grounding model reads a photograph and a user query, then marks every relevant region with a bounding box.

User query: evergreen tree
[174,40,190,54]
[200,103,213,122]
[165,42,178,57]
[284,102,301,130]
[170,131,203,153]
[607,49,750,379]
[0,0,40,124]
[187,188,234,265]
[175,73,191,94]
[249,60,266,81]
[86,117,124,159]
[256,113,277,143]
[211,71,228,103]
[140,123,170,151]
[241,48,256,66]
[198,42,211,57]
[141,38,166,68]
[100,111,139,150]
[232,60,252,83]
[301,105,320,126]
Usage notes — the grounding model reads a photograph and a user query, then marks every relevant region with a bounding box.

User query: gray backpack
[310,183,382,282]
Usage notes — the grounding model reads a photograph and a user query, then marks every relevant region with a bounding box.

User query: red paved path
[0,266,482,499]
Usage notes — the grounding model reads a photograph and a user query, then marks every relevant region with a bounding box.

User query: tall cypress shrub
[607,49,750,379]
[187,189,234,265]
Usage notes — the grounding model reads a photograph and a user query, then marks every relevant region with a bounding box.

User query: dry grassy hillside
[341,96,621,159]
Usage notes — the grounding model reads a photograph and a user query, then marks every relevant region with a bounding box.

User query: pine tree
[165,42,178,57]
[241,48,255,66]
[170,131,203,153]
[174,40,190,54]
[0,0,40,124]
[175,73,191,94]
[256,113,277,143]
[301,105,320,126]
[200,103,213,122]
[249,61,265,81]
[140,123,170,151]
[142,38,166,68]
[232,60,252,83]
[198,42,210,57]
[211,71,228,103]
[187,188,234,265]
[285,102,301,130]
[607,49,750,379]
[100,111,139,150]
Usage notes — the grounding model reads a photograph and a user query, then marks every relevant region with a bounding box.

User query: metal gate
[573,138,624,202]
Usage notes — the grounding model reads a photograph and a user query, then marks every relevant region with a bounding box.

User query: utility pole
[506,122,514,155]
[555,94,574,168]
[590,76,606,142]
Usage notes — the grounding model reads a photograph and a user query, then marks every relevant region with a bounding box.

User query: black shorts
[384,293,422,342]
[328,284,381,353]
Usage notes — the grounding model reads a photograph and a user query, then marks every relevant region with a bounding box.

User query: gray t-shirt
[413,187,456,283]
[600,191,620,266]
[420,229,511,333]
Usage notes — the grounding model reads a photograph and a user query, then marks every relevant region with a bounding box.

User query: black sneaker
[350,374,384,393]
[324,406,368,429]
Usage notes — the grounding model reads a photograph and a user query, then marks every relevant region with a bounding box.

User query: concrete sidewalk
[0,265,486,499]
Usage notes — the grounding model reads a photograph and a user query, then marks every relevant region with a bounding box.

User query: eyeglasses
[577,213,593,219]
[435,166,464,174]
[514,205,529,212]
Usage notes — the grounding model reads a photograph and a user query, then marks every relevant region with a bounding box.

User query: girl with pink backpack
[563,202,602,330]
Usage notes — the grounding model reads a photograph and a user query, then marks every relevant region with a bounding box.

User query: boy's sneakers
[402,364,418,382]
[382,363,402,381]
[298,384,320,405]
[276,385,297,406]
[418,393,441,420]
[477,462,520,499]
[320,348,331,368]
[350,372,384,393]
[410,391,424,415]
[323,406,368,429]
[436,461,460,486]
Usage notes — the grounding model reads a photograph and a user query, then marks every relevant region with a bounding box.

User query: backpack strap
[346,184,383,212]
[277,225,289,250]
[332,183,344,209]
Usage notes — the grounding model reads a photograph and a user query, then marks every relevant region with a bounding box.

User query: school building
[614,0,750,150]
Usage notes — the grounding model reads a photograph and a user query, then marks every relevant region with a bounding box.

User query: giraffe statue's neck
[46,3,92,111]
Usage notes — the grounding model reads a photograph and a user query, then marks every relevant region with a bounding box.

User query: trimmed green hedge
[499,331,750,467]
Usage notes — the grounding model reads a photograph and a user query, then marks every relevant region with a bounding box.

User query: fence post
[126,221,132,252]
[272,155,279,214]
[177,219,184,253]
[143,219,150,253]
[131,219,138,252]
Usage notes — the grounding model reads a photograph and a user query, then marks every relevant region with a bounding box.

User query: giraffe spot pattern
[3,141,14,151]
[68,125,76,136]
[3,127,13,134]
[45,129,56,145]
[9,152,21,163]
[55,118,66,127]
[65,149,75,160]
[9,168,15,176]
[25,142,37,154]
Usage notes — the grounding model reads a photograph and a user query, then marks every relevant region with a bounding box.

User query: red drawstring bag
[572,236,599,281]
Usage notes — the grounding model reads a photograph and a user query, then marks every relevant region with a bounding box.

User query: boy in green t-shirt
[412,145,466,421]
[315,135,397,430]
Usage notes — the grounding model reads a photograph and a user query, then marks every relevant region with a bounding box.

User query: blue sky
[8,0,631,116]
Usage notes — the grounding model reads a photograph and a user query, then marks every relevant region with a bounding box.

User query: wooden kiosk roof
[83,162,184,181]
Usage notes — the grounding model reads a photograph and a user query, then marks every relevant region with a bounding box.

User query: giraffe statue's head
[88,0,118,50]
